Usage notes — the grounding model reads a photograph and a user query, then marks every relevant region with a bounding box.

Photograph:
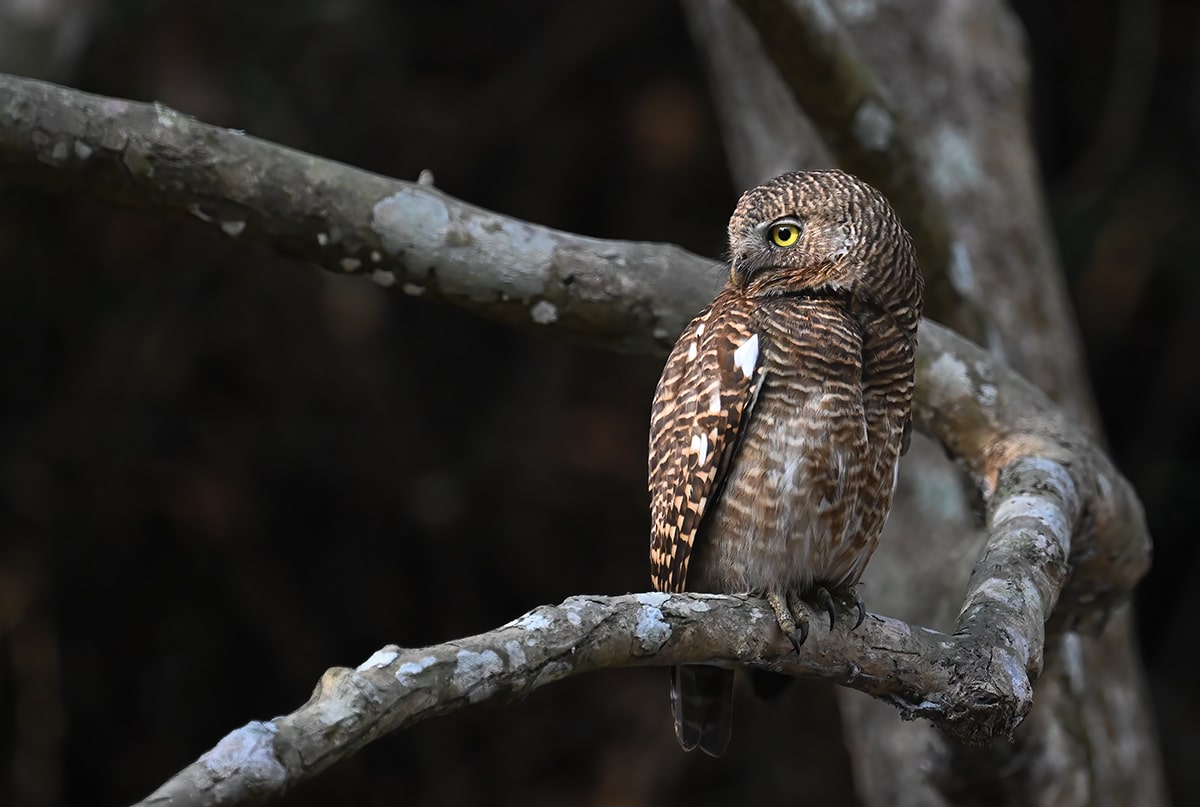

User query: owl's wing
[649,291,766,593]
[856,306,918,544]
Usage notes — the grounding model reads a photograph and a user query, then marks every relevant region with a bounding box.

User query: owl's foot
[766,590,810,652]
[813,585,867,632]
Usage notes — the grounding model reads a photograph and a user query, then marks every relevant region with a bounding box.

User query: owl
[648,169,923,756]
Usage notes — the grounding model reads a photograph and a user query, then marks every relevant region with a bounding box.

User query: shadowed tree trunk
[684,2,1165,804]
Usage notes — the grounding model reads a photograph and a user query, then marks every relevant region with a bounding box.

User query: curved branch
[137,323,1149,805]
[0,73,1145,610]
[917,321,1150,625]
[0,73,718,355]
[135,593,948,806]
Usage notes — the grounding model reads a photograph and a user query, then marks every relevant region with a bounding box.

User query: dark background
[0,1,1196,805]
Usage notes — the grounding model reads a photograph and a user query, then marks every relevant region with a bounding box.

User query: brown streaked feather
[691,296,872,594]
[649,287,766,593]
[854,303,917,551]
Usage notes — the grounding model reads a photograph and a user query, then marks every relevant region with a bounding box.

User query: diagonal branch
[916,322,1150,629]
[0,73,718,356]
[135,593,952,806]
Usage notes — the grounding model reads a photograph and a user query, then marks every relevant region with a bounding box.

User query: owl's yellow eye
[769,221,801,248]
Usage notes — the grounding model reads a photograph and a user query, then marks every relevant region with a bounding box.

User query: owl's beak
[729,241,749,287]
[729,257,748,288]
[729,249,764,288]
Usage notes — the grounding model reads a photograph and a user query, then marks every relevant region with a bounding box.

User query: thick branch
[124,579,1058,806]
[0,73,1146,611]
[0,73,717,355]
[917,321,1151,625]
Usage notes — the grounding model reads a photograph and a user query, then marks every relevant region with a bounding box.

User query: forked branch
[137,317,1149,802]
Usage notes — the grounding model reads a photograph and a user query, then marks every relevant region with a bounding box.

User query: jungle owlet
[648,169,923,756]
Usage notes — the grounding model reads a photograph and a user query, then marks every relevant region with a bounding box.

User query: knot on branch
[938,642,1034,745]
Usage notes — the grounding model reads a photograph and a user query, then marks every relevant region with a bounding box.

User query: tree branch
[135,319,1148,805]
[680,0,833,184]
[916,323,1150,625]
[0,73,717,355]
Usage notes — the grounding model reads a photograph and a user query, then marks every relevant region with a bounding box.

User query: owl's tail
[670,664,734,757]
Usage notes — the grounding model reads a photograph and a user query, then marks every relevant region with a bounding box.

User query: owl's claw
[787,623,808,653]
[767,590,810,652]
[766,585,866,651]
[823,585,867,632]
[831,585,866,630]
[815,586,836,631]
[786,589,810,650]
[851,588,866,630]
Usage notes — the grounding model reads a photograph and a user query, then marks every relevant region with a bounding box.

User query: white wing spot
[696,322,706,336]
[733,333,759,379]
[687,341,698,360]
[691,432,709,465]
[708,390,721,413]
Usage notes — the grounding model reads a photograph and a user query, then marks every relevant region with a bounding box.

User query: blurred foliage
[0,0,1196,805]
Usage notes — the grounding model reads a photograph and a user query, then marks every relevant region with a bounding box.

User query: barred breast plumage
[648,169,923,757]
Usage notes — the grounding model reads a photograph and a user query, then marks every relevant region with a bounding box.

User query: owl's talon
[785,589,811,651]
[788,623,808,653]
[768,591,809,652]
[820,585,868,631]
[815,586,837,631]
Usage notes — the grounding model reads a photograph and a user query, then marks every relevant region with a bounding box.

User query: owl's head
[726,169,922,323]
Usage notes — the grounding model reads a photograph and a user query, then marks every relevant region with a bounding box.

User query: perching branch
[133,322,1148,806]
[0,74,1150,804]
[135,594,950,806]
